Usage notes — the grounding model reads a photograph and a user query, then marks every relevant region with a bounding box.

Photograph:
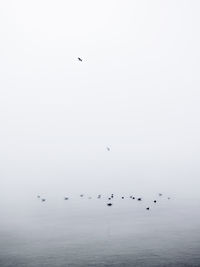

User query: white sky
[1,0,200,197]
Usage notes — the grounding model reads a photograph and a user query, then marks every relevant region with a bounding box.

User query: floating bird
[132,197,135,199]
[137,198,142,201]
[168,197,171,200]
[64,197,69,200]
[159,193,162,196]
[41,198,46,202]
[97,195,101,199]
[108,197,111,200]
[146,207,150,210]
[153,200,157,203]
[80,194,84,197]
[106,147,110,151]
[122,197,124,199]
[107,203,112,206]
[78,57,82,62]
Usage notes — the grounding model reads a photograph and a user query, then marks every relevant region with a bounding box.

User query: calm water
[0,194,200,267]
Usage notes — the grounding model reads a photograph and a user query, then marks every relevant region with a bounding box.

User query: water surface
[0,195,200,266]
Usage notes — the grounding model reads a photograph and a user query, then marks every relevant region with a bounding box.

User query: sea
[0,194,200,267]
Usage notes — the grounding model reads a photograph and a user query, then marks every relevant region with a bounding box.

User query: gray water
[1,194,200,267]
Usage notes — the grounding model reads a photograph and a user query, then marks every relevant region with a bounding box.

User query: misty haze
[1,1,200,266]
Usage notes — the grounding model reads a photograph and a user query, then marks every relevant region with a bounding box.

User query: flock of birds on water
[36,193,171,211]
[36,57,171,211]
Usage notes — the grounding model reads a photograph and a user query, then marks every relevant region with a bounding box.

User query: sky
[0,0,200,198]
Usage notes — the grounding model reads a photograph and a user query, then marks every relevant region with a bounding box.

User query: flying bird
[78,57,83,62]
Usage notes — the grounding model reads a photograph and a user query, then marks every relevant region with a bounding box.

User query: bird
[146,207,150,210]
[108,197,111,200]
[153,200,157,203]
[80,194,84,197]
[78,57,83,62]
[132,197,135,199]
[122,197,124,199]
[64,197,69,200]
[137,198,142,201]
[97,195,101,199]
[168,197,171,200]
[159,193,162,196]
[106,147,110,151]
[107,203,112,206]
[37,195,40,198]
[41,198,46,202]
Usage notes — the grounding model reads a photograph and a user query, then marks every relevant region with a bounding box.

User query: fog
[1,0,200,199]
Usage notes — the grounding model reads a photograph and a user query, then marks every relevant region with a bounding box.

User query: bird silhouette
[78,57,83,62]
